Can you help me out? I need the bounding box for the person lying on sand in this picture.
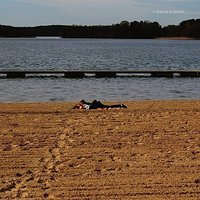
[73,100,127,110]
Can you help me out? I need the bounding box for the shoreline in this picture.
[0,37,199,40]
[0,99,199,103]
[155,37,196,40]
[0,99,199,111]
[1,100,199,199]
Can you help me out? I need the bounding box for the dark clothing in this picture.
[89,100,125,109]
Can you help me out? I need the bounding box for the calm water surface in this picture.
[0,38,199,102]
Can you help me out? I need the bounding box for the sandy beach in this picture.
[0,100,199,199]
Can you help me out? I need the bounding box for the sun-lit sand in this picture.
[0,100,200,199]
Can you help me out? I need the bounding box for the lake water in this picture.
[0,38,199,102]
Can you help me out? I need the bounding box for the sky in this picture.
[0,0,200,27]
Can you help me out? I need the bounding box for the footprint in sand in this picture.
[21,191,29,198]
[0,182,16,192]
[1,170,35,198]
[59,141,66,148]
[52,148,61,161]
[110,155,122,162]
[59,133,66,140]
[2,144,13,151]
[58,133,67,148]
[44,193,55,199]
[44,157,51,163]
[46,162,54,170]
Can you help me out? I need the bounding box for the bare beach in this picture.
[0,100,200,199]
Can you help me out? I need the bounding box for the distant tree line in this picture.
[0,19,199,38]
[162,19,200,38]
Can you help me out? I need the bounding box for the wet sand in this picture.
[0,100,200,199]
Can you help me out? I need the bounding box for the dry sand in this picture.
[0,100,199,199]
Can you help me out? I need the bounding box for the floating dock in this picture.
[0,70,199,78]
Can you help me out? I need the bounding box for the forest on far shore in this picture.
[0,19,200,39]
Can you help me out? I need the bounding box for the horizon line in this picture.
[1,18,199,28]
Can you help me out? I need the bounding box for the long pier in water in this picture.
[0,70,200,78]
